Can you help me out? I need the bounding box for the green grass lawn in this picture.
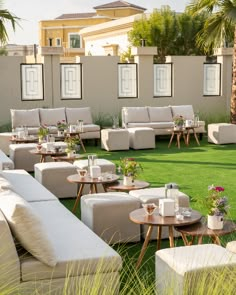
[60,135,236,294]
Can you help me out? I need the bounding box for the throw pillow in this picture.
[0,190,57,267]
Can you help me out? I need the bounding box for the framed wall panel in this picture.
[118,63,137,98]
[203,63,221,96]
[60,63,82,100]
[154,63,172,97]
[20,64,44,101]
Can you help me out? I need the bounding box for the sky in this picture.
[4,0,191,45]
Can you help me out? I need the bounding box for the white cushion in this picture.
[123,107,150,123]
[66,107,93,124]
[171,105,195,120]
[226,241,236,253]
[148,106,173,122]
[39,108,66,126]
[0,174,14,192]
[11,109,40,129]
[0,190,57,267]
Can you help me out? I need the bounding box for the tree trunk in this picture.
[230,25,236,124]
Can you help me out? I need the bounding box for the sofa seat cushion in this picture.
[149,122,174,129]
[11,109,40,129]
[171,105,195,120]
[82,124,100,132]
[123,107,150,123]
[0,173,14,191]
[66,107,93,124]
[21,201,122,281]
[1,170,58,202]
[127,122,154,128]
[39,108,66,126]
[26,127,40,135]
[0,190,57,267]
[148,106,173,122]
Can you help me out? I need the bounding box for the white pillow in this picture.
[39,108,66,126]
[11,109,40,129]
[66,107,93,124]
[171,105,195,120]
[0,190,57,267]
[226,241,236,254]
[148,106,173,122]
[0,175,14,192]
[123,107,149,123]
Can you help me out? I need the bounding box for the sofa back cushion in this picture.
[148,106,173,122]
[123,107,150,123]
[0,190,57,267]
[11,109,40,129]
[171,105,195,120]
[39,108,66,126]
[0,209,20,288]
[66,107,93,124]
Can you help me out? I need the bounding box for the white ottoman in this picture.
[34,162,77,198]
[81,192,141,244]
[73,158,116,174]
[0,149,14,170]
[129,187,190,240]
[155,244,236,294]
[101,128,129,151]
[9,143,39,171]
[0,132,14,155]
[208,123,236,144]
[128,127,155,149]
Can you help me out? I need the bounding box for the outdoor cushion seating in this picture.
[121,105,206,136]
[0,149,14,170]
[34,162,77,198]
[9,143,40,172]
[81,192,141,244]
[208,123,236,144]
[101,128,129,151]
[155,244,236,294]
[128,127,155,149]
[0,169,122,294]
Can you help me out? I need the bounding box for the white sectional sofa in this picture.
[121,105,206,136]
[0,169,122,294]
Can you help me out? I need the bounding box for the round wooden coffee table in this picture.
[106,179,150,192]
[30,148,67,163]
[67,174,120,214]
[175,218,236,246]
[129,208,202,268]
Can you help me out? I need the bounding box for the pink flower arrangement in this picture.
[205,185,229,216]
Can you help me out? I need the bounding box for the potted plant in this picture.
[65,136,80,157]
[57,120,68,136]
[119,157,143,186]
[173,115,185,129]
[205,185,229,230]
[38,125,49,143]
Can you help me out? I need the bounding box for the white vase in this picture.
[207,215,224,230]
[123,176,133,186]
[67,151,75,158]
[57,130,64,136]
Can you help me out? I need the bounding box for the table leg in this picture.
[177,133,181,149]
[94,184,98,193]
[181,233,189,246]
[168,132,175,148]
[102,184,108,192]
[136,225,153,269]
[212,235,221,245]
[182,133,187,146]
[40,155,45,163]
[79,136,86,153]
[169,226,175,247]
[186,130,190,146]
[72,183,84,213]
[193,129,200,146]
[157,226,162,250]
[197,235,203,244]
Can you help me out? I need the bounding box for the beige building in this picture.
[39,1,146,57]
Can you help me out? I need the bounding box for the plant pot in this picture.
[207,215,224,230]
[57,130,64,136]
[123,176,133,186]
[67,151,75,158]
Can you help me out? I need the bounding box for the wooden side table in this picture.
[185,126,200,146]
[168,129,187,149]
[106,179,150,192]
[175,219,236,246]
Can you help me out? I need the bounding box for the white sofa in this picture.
[0,169,122,294]
[121,105,206,136]
[0,107,101,154]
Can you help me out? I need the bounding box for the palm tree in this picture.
[0,0,19,45]
[187,0,236,123]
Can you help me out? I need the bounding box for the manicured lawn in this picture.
[60,135,236,294]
